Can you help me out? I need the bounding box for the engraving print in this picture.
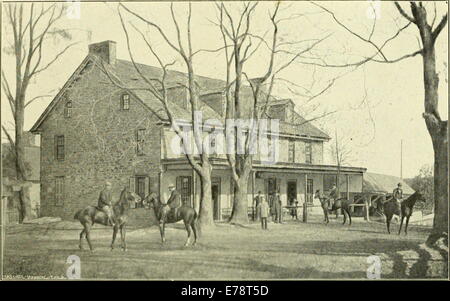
[1,1,448,280]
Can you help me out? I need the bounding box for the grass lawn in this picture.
[3,213,446,280]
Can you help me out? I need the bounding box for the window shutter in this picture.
[176,176,182,192]
[129,177,135,193]
[149,176,158,195]
[144,177,150,197]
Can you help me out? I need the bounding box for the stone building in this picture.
[31,40,366,220]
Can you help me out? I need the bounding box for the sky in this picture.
[1,1,448,178]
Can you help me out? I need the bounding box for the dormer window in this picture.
[64,101,72,118]
[121,94,130,110]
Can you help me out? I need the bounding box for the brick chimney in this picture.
[88,40,116,64]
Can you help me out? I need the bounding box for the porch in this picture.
[159,158,366,221]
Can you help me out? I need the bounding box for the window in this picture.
[121,94,130,110]
[176,176,192,206]
[55,135,64,161]
[136,129,145,155]
[55,176,65,206]
[64,101,72,118]
[288,140,295,162]
[305,141,312,164]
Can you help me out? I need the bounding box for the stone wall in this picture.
[38,59,162,219]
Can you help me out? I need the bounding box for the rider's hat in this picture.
[398,182,402,187]
[168,184,175,189]
[105,181,112,186]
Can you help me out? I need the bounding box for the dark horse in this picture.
[144,192,198,246]
[382,191,425,235]
[314,190,352,225]
[74,187,140,251]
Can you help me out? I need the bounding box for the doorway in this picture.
[287,181,297,204]
[212,177,221,221]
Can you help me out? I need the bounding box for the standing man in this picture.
[98,181,115,226]
[253,191,263,221]
[274,189,283,223]
[160,185,182,223]
[258,197,270,230]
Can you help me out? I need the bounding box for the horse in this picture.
[143,192,198,247]
[382,191,426,235]
[74,187,140,252]
[314,190,352,225]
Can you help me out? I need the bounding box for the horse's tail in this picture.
[74,209,82,220]
[193,210,202,237]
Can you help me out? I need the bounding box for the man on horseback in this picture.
[328,184,338,210]
[393,182,403,207]
[160,185,182,224]
[98,181,115,226]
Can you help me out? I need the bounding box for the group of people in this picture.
[253,190,284,230]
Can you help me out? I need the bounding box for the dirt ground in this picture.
[2,214,446,280]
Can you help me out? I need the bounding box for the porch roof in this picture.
[161,157,366,175]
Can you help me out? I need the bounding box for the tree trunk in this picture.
[229,173,250,224]
[420,36,448,245]
[14,103,32,222]
[197,168,214,228]
[426,123,448,245]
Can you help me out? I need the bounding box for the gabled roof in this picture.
[363,172,415,195]
[30,54,330,140]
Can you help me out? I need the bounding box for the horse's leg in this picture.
[158,224,165,244]
[79,228,85,250]
[85,223,94,251]
[342,209,347,225]
[183,220,191,247]
[160,222,166,244]
[398,216,404,235]
[342,207,352,226]
[110,225,119,250]
[191,220,197,246]
[386,215,392,234]
[405,216,411,235]
[120,225,127,251]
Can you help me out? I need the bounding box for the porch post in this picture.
[192,168,197,209]
[252,170,256,221]
[346,174,350,200]
[303,173,308,223]
[158,166,164,200]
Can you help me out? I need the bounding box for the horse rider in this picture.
[160,185,182,223]
[328,184,338,210]
[393,182,403,207]
[98,181,115,226]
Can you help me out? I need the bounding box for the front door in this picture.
[287,181,297,204]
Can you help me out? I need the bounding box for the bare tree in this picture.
[216,2,334,224]
[118,3,218,228]
[2,3,77,221]
[313,1,448,245]
[329,129,354,198]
